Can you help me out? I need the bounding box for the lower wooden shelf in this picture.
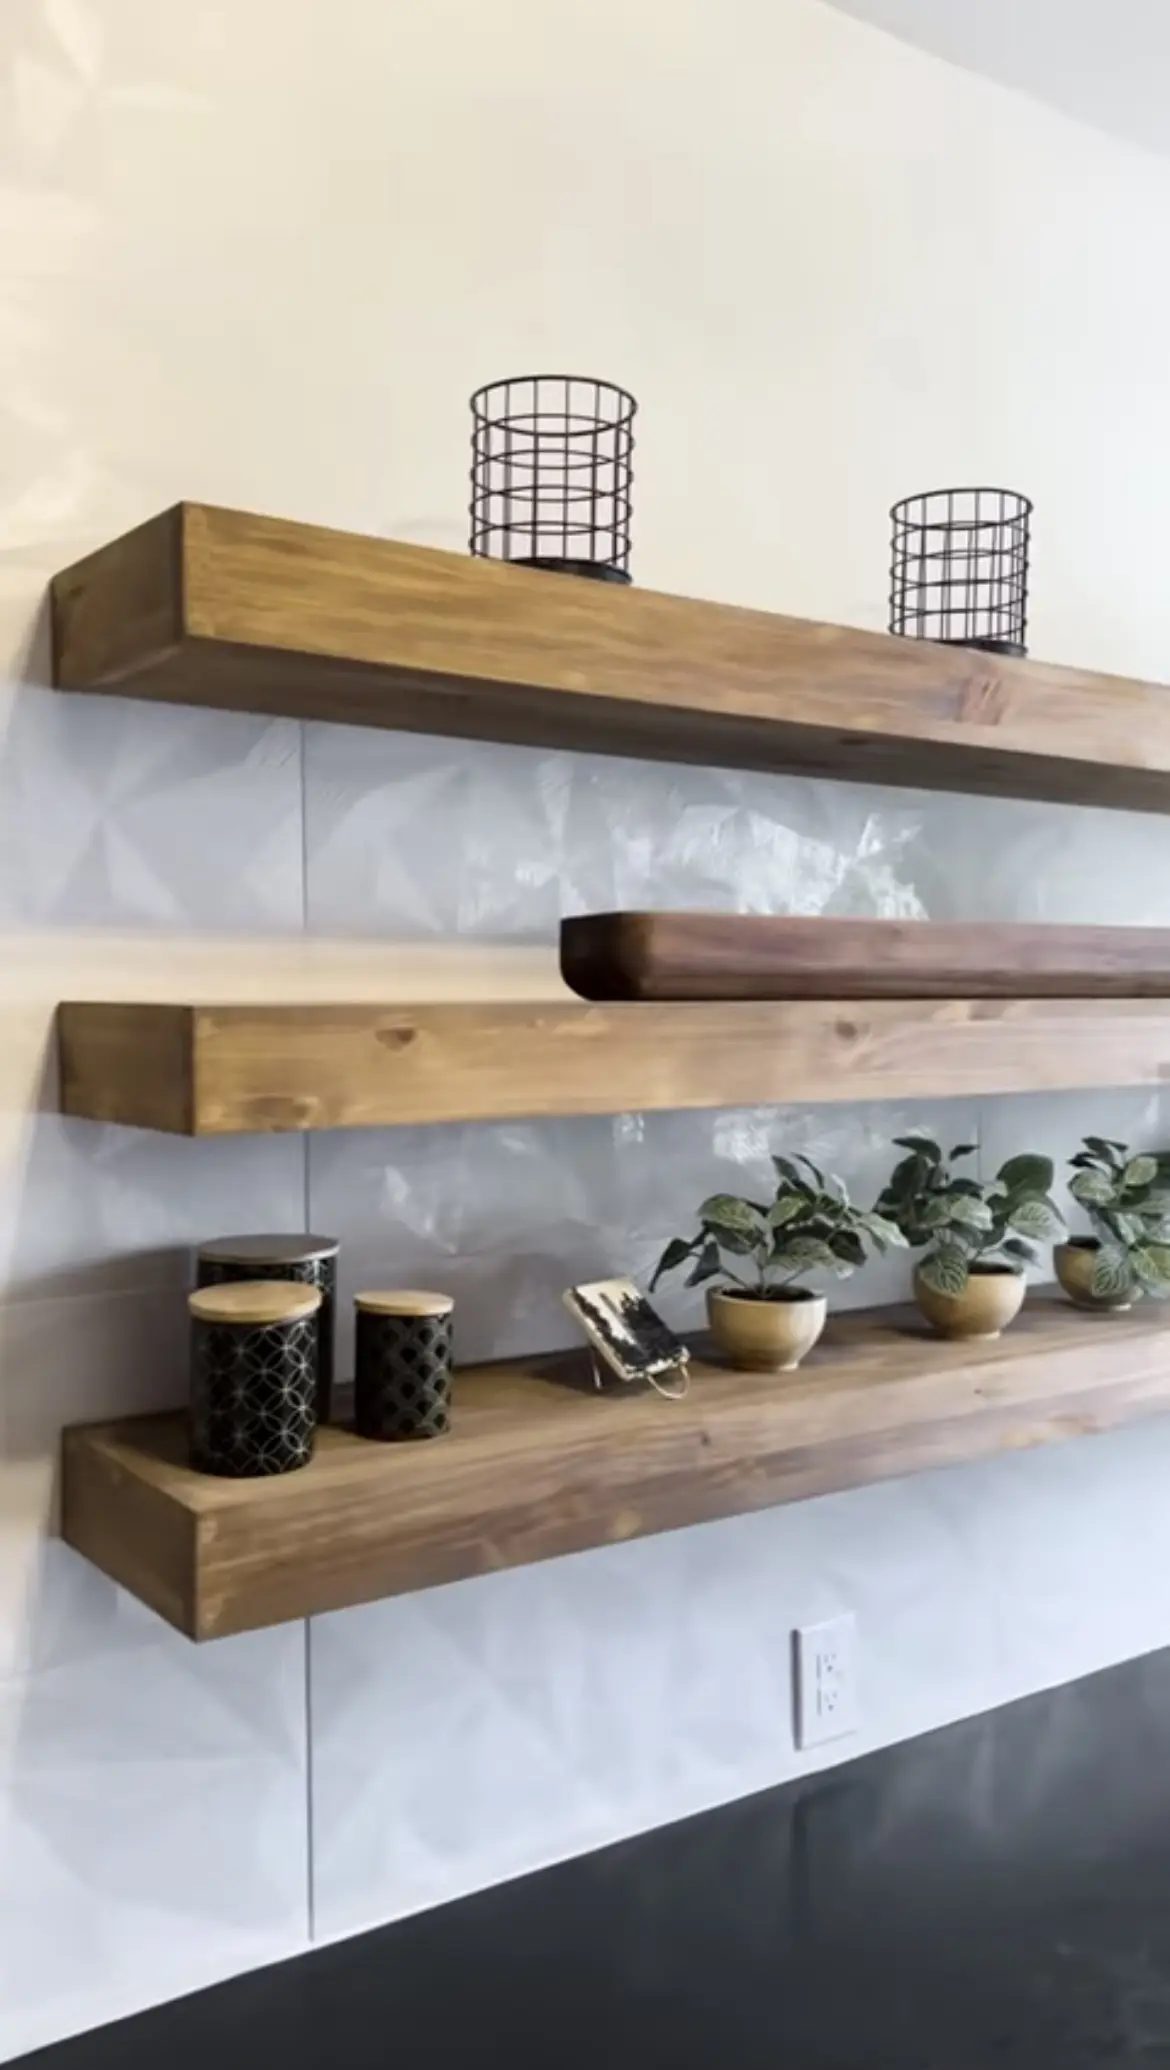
[61,1297,1170,1640]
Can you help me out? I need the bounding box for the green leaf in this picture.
[699,1195,769,1241]
[998,1153,1055,1198]
[1091,1246,1134,1302]
[793,1153,827,1191]
[920,1196,955,1230]
[771,1154,814,1196]
[918,1245,969,1298]
[1001,1237,1037,1265]
[774,1235,836,1275]
[948,1196,995,1232]
[948,1144,978,1160]
[1008,1195,1065,1242]
[650,1236,697,1289]
[1122,1155,1160,1193]
[709,1226,763,1257]
[1084,1137,1127,1163]
[862,1211,908,1249]
[829,1229,866,1269]
[685,1239,724,1289]
[768,1195,804,1229]
[1111,1211,1144,1246]
[1070,1169,1115,1207]
[1132,1244,1170,1296]
[886,1151,935,1194]
[893,1133,940,1159]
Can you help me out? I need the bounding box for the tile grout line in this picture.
[304,1614,316,1941]
[298,717,316,1943]
[299,717,312,1238]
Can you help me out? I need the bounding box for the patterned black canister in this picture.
[189,1280,321,1478]
[196,1234,339,1425]
[353,1290,454,1441]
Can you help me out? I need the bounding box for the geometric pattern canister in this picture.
[188,1280,322,1478]
[196,1234,339,1426]
[353,1290,454,1441]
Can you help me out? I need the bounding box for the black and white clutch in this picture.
[562,1277,689,1398]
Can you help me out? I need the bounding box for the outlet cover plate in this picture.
[793,1613,859,1750]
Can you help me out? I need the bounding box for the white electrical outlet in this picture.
[793,1613,859,1750]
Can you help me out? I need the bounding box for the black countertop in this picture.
[26,1646,1170,2068]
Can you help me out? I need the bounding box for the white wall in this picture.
[5,0,1170,2054]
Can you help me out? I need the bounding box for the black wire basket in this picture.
[470,375,637,583]
[889,487,1033,657]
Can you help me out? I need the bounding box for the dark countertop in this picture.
[27,1646,1170,2068]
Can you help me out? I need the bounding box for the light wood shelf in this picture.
[51,502,1170,813]
[56,996,1170,1135]
[61,1297,1170,1641]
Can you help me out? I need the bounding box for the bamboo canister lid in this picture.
[189,1280,323,1326]
[354,1289,454,1318]
[197,1233,340,1264]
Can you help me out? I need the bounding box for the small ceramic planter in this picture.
[1055,1238,1133,1313]
[707,1287,827,1372]
[913,1262,1025,1342]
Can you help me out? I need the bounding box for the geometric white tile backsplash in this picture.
[0,1615,307,2064]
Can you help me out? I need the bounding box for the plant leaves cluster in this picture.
[1068,1138,1170,1303]
[875,1133,1065,1300]
[650,1152,906,1300]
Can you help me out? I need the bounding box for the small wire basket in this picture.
[470,374,637,583]
[889,487,1033,657]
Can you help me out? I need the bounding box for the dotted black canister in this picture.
[354,1290,454,1441]
[197,1234,339,1425]
[189,1280,321,1478]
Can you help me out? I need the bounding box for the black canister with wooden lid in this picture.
[189,1280,321,1478]
[353,1289,454,1441]
[196,1234,339,1424]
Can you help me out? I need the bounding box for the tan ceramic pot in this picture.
[913,1263,1026,1342]
[707,1287,827,1372]
[1054,1239,1133,1312]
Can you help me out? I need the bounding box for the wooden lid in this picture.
[197,1233,339,1264]
[355,1289,454,1318]
[189,1280,323,1326]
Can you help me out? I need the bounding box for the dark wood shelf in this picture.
[51,502,1170,812]
[56,996,1170,1134]
[61,1298,1170,1640]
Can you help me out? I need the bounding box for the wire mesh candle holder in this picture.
[889,487,1033,657]
[470,374,637,583]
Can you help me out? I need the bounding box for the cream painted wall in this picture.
[6,0,1170,2055]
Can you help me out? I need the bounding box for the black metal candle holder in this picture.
[470,375,636,583]
[889,487,1033,657]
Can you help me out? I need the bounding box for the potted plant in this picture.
[650,1153,905,1372]
[1056,1138,1170,1310]
[876,1134,1065,1341]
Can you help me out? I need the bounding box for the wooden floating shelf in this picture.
[61,1298,1170,1641]
[51,502,1170,813]
[57,996,1170,1135]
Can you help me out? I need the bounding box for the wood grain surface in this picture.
[49,502,1170,812]
[60,1297,1170,1639]
[561,913,1170,1001]
[56,996,1170,1134]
